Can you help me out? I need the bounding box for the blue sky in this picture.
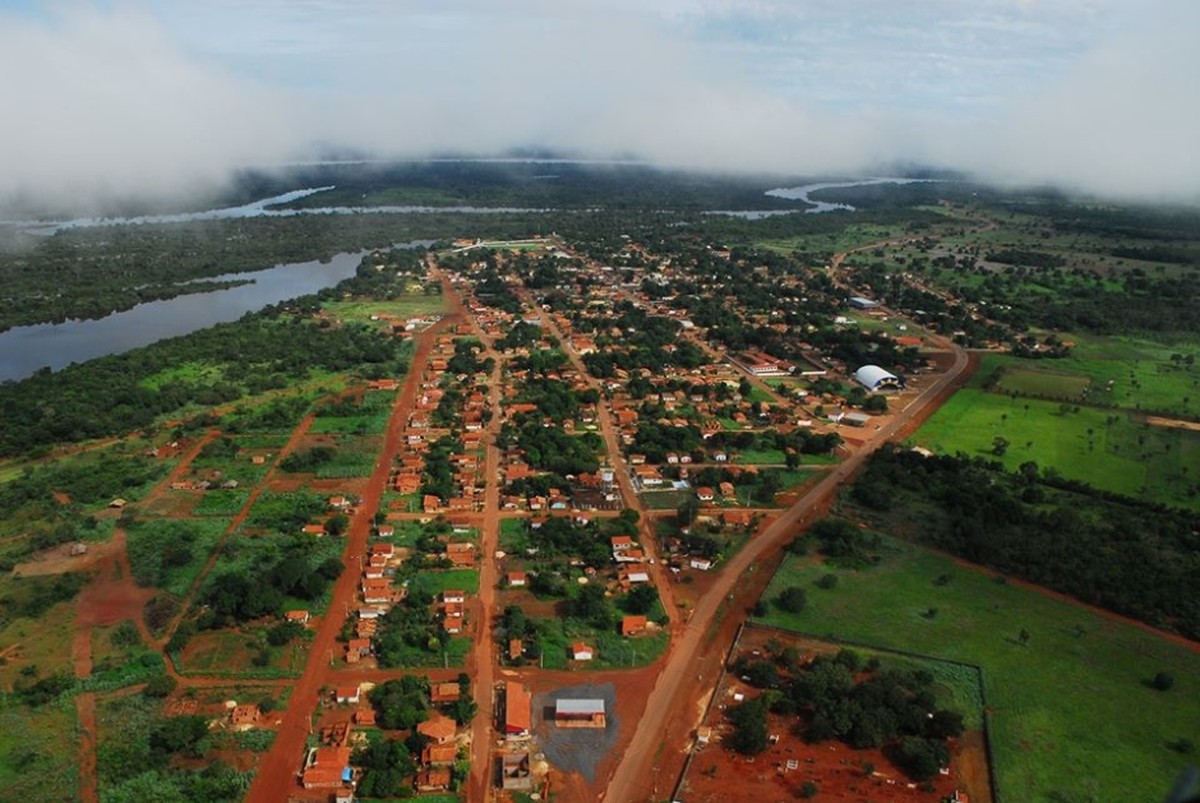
[0,1,1196,203]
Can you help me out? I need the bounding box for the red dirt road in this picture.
[245,303,457,803]
[600,341,972,803]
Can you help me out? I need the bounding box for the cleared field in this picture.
[755,543,1200,803]
[992,367,1090,398]
[323,295,445,325]
[913,388,1200,508]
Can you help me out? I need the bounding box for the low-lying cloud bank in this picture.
[1,2,1196,210]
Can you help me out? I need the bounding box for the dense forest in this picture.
[848,446,1200,639]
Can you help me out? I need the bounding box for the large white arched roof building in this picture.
[854,365,904,392]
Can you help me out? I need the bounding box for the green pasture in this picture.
[742,385,776,404]
[0,600,77,697]
[309,411,391,435]
[754,223,919,257]
[992,367,1090,398]
[0,701,78,801]
[913,389,1200,508]
[499,518,528,553]
[385,520,426,547]
[755,542,1200,803]
[323,295,445,325]
[137,360,223,391]
[976,338,1200,417]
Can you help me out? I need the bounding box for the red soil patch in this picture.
[75,572,155,628]
[681,680,962,803]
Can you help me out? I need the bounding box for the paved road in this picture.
[601,338,970,803]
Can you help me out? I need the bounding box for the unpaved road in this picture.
[601,339,971,803]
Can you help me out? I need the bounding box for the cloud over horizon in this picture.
[1,1,1197,208]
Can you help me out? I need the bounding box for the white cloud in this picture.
[1,1,1197,208]
[0,4,308,208]
[949,0,1200,201]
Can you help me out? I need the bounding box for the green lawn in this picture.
[499,518,528,553]
[410,569,480,595]
[743,385,776,404]
[309,410,392,435]
[755,542,1200,803]
[913,388,1200,508]
[386,520,426,547]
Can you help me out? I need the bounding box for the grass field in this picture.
[639,489,693,510]
[755,542,1200,803]
[537,620,668,670]
[323,295,446,325]
[125,516,230,597]
[0,700,79,800]
[977,338,1200,417]
[731,448,786,464]
[992,367,1090,398]
[913,388,1200,507]
[0,601,77,691]
[409,569,480,596]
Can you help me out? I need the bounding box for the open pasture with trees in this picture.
[847,448,1200,638]
[913,387,1200,507]
[755,537,1200,803]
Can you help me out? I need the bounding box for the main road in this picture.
[600,336,971,802]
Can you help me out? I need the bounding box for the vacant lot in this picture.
[755,542,1200,803]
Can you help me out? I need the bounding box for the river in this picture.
[0,250,368,383]
[764,177,933,213]
[4,187,545,236]
[0,176,925,382]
